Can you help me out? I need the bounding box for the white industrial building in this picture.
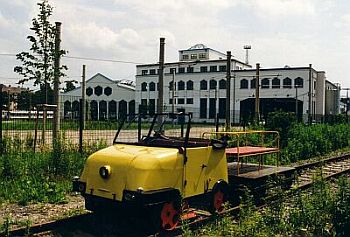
[60,73,135,120]
[136,44,340,123]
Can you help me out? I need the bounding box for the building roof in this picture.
[136,58,249,68]
[60,73,135,95]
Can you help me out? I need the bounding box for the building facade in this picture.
[135,44,251,122]
[60,73,135,120]
[136,44,338,123]
[325,81,341,115]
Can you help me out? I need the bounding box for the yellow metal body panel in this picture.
[184,147,228,197]
[80,144,183,201]
[80,143,228,202]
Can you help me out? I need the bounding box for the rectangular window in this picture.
[141,70,148,75]
[178,98,185,104]
[186,98,193,104]
[199,53,206,59]
[178,67,185,73]
[200,66,208,72]
[219,65,226,72]
[182,54,189,60]
[149,69,156,75]
[149,99,155,115]
[170,68,176,74]
[218,98,226,119]
[187,66,194,73]
[169,98,174,104]
[209,98,216,119]
[140,99,147,114]
[190,54,197,59]
[210,65,217,72]
[200,98,207,119]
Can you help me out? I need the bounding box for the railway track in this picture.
[293,152,350,189]
[4,152,350,237]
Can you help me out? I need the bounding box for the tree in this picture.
[14,0,67,104]
[64,81,77,93]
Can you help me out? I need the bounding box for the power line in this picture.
[0,53,16,57]
[63,55,145,65]
[0,53,146,65]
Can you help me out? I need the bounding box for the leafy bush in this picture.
[265,111,296,148]
[282,123,350,164]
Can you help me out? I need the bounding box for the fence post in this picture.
[0,85,3,155]
[79,99,83,154]
[215,113,219,133]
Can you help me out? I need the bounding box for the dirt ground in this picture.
[0,195,86,230]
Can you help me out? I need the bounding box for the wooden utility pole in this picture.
[53,22,62,142]
[308,64,312,124]
[0,84,3,154]
[157,38,165,116]
[255,63,260,123]
[226,51,231,131]
[81,65,86,128]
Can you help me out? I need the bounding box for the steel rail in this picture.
[5,152,350,236]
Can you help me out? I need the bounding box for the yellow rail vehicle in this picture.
[73,113,294,230]
[73,113,229,230]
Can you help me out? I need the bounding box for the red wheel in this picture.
[213,190,225,212]
[210,182,228,213]
[160,201,180,230]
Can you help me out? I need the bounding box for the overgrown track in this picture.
[5,153,350,237]
[293,152,350,189]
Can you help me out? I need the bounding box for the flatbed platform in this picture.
[228,162,295,180]
[226,146,279,157]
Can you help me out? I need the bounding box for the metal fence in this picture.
[1,95,349,155]
[0,100,220,155]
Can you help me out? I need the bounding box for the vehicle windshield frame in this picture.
[113,113,192,147]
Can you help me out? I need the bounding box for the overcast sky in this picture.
[0,0,349,93]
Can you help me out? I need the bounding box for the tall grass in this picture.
[282,123,350,164]
[0,135,106,205]
[193,175,350,237]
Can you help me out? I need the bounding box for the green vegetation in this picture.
[0,136,106,205]
[282,123,350,164]
[184,175,350,237]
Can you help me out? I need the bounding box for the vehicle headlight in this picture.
[99,165,111,179]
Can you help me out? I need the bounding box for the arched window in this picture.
[178,80,185,90]
[295,77,304,88]
[90,100,98,120]
[219,79,226,89]
[149,82,156,91]
[251,79,256,89]
[141,82,147,91]
[209,79,217,89]
[108,100,117,119]
[272,78,280,89]
[200,80,207,90]
[261,78,270,89]
[64,101,72,119]
[187,80,193,90]
[283,77,292,88]
[99,100,107,120]
[240,79,248,89]
[129,100,135,117]
[72,101,80,119]
[119,100,127,119]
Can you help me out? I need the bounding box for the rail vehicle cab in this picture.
[73,113,229,230]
